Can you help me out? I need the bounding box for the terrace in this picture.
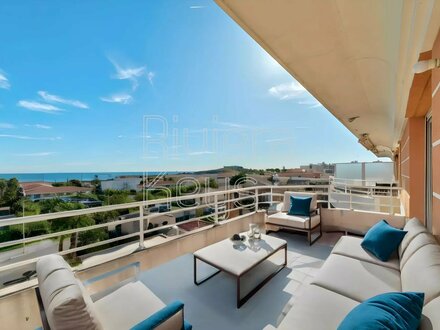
[1,0,440,329]
[0,182,404,328]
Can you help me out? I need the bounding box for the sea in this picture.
[0,172,180,183]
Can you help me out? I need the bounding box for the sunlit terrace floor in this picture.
[137,231,343,330]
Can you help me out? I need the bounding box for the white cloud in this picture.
[217,122,250,129]
[0,123,15,129]
[188,151,215,156]
[25,124,52,129]
[268,80,323,108]
[0,134,61,141]
[268,81,306,100]
[100,93,133,105]
[117,134,151,139]
[147,72,155,85]
[113,65,145,81]
[141,156,160,159]
[265,137,294,143]
[15,152,55,157]
[190,5,206,9]
[38,91,88,109]
[107,57,156,91]
[17,100,63,114]
[0,71,10,90]
[108,57,147,91]
[297,99,322,108]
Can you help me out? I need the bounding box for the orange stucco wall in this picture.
[399,118,425,223]
[399,28,440,240]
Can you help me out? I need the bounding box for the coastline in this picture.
[0,171,180,183]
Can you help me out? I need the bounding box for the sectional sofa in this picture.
[264,218,440,329]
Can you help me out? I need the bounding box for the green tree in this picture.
[91,175,102,194]
[230,173,247,186]
[0,179,7,201]
[2,178,21,207]
[10,221,50,238]
[49,202,94,258]
[68,179,82,187]
[107,192,130,205]
[78,228,108,247]
[208,178,218,189]
[12,198,40,216]
[93,211,119,224]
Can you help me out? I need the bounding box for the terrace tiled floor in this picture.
[138,231,343,330]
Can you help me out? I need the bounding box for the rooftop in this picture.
[20,182,91,196]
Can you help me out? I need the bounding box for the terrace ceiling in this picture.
[215,0,440,157]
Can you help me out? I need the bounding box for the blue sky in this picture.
[0,0,382,173]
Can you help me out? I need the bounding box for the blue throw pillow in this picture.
[361,220,407,261]
[338,292,424,330]
[288,196,312,216]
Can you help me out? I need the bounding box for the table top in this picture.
[194,233,287,276]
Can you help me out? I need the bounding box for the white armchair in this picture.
[266,191,322,245]
[35,254,191,330]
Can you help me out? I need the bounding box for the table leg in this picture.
[193,255,221,286]
[236,243,287,308]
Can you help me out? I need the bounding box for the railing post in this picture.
[270,187,273,204]
[214,194,219,224]
[388,185,393,215]
[327,185,331,209]
[255,188,259,211]
[349,192,353,210]
[138,204,145,249]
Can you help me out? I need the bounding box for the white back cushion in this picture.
[400,232,437,269]
[36,254,70,283]
[401,244,440,304]
[46,281,103,330]
[399,218,427,259]
[282,191,318,212]
[37,255,102,330]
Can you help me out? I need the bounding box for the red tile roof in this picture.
[20,182,91,195]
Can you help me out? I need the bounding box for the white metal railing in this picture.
[0,183,402,281]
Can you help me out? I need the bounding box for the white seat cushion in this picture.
[267,212,320,229]
[94,281,182,330]
[276,284,359,330]
[420,297,440,330]
[311,254,401,302]
[331,236,400,270]
[401,244,440,304]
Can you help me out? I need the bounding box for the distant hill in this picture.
[191,167,240,175]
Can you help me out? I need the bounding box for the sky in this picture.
[0,0,384,173]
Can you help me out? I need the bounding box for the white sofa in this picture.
[266,192,322,245]
[264,218,440,329]
[36,255,188,330]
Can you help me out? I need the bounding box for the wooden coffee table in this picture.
[193,233,287,308]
